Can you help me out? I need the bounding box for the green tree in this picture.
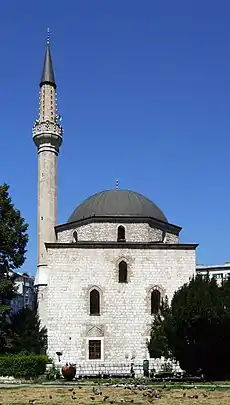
[148,297,172,359]
[0,183,28,271]
[8,307,47,354]
[166,275,230,379]
[0,271,17,352]
[0,183,29,352]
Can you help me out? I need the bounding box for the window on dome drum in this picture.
[119,261,128,283]
[151,289,161,315]
[90,289,100,315]
[89,340,101,359]
[73,231,78,242]
[117,226,126,242]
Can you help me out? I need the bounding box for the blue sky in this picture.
[0,0,230,274]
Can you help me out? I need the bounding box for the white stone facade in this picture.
[45,222,196,366]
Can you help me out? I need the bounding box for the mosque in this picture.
[33,38,197,368]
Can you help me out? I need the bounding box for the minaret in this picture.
[33,32,63,326]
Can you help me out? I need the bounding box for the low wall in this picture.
[148,358,182,374]
[55,357,182,377]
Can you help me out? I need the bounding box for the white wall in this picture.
[46,244,196,365]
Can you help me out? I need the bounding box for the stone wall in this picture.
[46,245,195,365]
[56,358,182,377]
[164,233,178,244]
[148,358,182,374]
[37,285,48,328]
[57,222,179,244]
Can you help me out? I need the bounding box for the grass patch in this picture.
[0,386,230,404]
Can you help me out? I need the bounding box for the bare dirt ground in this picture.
[0,386,230,405]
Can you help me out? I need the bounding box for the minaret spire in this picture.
[40,29,56,89]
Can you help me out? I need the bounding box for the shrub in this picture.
[45,364,61,380]
[0,354,48,378]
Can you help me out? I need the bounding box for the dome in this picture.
[68,189,167,223]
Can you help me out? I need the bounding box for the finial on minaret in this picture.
[47,28,50,44]
[115,179,119,190]
[40,29,56,89]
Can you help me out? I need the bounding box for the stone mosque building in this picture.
[33,38,197,371]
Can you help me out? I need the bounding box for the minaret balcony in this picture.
[33,120,63,149]
[33,120,63,137]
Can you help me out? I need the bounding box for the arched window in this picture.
[90,289,100,315]
[119,261,127,283]
[117,226,126,242]
[162,231,166,243]
[151,289,161,315]
[73,230,78,243]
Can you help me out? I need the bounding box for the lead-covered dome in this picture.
[68,189,167,223]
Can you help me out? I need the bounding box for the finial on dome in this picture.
[115,179,119,190]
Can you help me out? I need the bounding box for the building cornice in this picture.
[45,241,198,250]
[196,264,230,271]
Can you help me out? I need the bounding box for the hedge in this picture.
[0,355,48,378]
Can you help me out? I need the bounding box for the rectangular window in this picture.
[89,340,101,360]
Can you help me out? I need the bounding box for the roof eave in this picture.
[55,215,182,235]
